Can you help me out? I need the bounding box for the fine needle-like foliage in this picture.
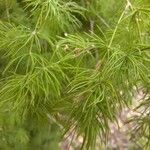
[0,0,150,149]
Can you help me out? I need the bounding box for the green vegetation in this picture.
[0,0,149,149]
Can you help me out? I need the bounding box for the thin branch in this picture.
[108,0,131,48]
[5,0,10,23]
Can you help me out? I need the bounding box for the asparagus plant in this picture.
[0,0,149,149]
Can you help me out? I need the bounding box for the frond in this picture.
[128,97,150,149]
[24,0,85,33]
[0,21,53,58]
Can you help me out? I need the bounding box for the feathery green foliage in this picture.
[0,0,150,149]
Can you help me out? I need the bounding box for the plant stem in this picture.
[108,0,131,48]
[5,0,10,23]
